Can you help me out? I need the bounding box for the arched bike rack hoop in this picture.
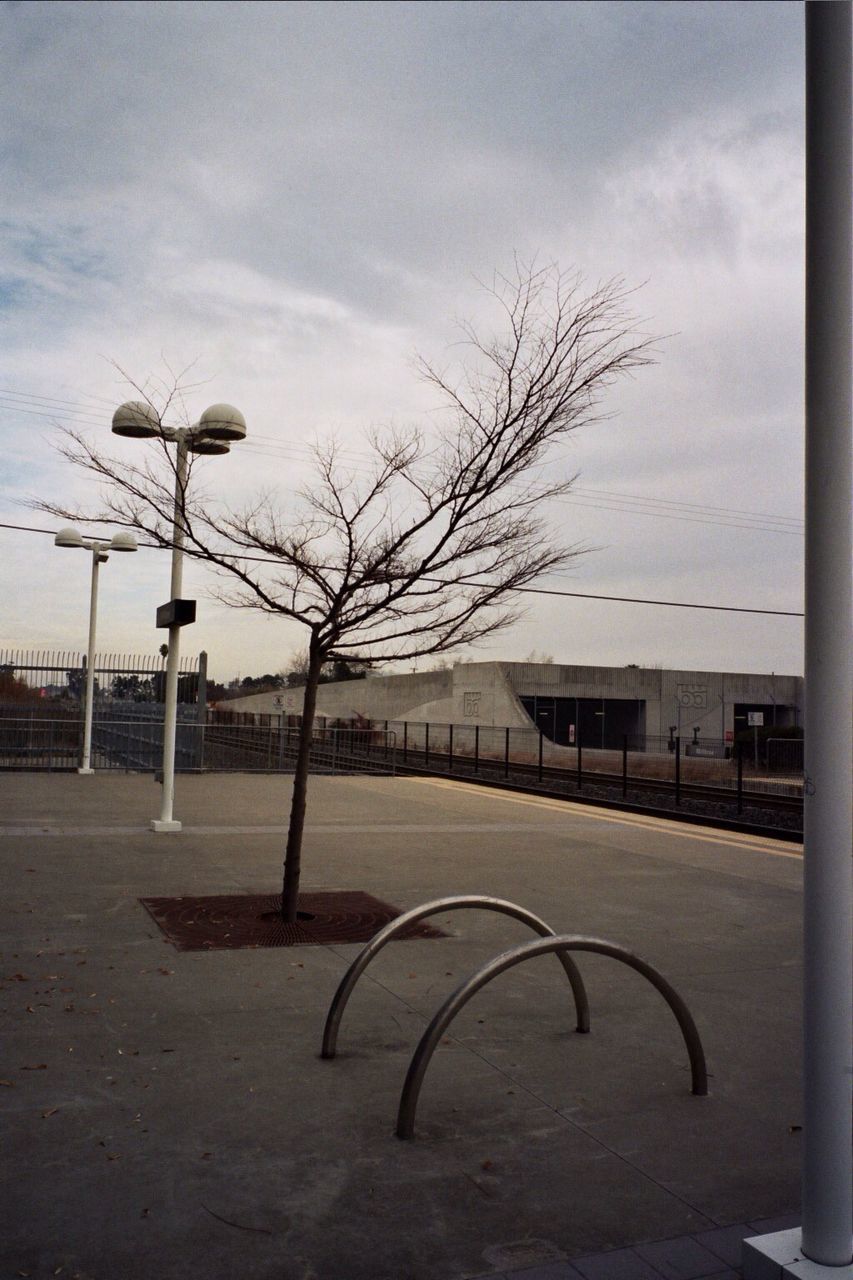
[396,933,708,1139]
[320,895,591,1060]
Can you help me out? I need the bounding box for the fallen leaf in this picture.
[481,1159,493,1171]
[0,1080,14,1087]
[157,968,174,976]
[201,1152,212,1160]
[25,1005,35,1014]
[20,1064,47,1071]
[140,1208,150,1219]
[106,1153,120,1160]
[9,974,29,982]
[41,1107,59,1118]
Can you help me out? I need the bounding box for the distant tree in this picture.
[0,666,39,703]
[324,659,367,683]
[39,262,655,920]
[524,649,555,664]
[151,671,198,704]
[110,674,155,702]
[66,668,99,701]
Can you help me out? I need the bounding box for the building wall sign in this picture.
[463,691,481,717]
[676,683,708,709]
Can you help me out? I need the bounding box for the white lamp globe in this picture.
[54,526,85,548]
[109,532,138,553]
[198,403,246,442]
[112,401,161,439]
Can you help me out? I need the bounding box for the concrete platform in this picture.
[0,771,804,1279]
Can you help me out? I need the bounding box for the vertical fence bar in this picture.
[448,723,454,773]
[384,720,388,761]
[538,730,544,782]
[403,722,408,764]
[424,722,430,769]
[504,726,510,778]
[737,743,744,815]
[474,724,479,775]
[675,736,681,806]
[622,734,628,799]
[577,737,582,790]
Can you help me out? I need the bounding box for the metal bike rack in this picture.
[396,933,708,1139]
[320,895,591,1060]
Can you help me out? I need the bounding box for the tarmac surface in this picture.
[0,771,805,1280]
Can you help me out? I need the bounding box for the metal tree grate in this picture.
[140,890,446,950]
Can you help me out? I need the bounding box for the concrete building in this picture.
[218,660,803,749]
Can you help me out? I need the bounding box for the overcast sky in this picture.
[1,0,806,683]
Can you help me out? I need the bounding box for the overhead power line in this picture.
[0,519,804,617]
[3,385,804,537]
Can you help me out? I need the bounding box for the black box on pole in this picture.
[156,599,197,628]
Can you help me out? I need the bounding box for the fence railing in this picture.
[0,648,200,705]
[0,704,801,825]
[0,716,395,777]
[372,719,804,806]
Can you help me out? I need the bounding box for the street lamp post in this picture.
[54,527,138,773]
[111,400,246,832]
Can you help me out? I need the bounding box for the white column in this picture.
[78,547,100,774]
[743,5,851,1275]
[152,434,188,833]
[801,0,852,1265]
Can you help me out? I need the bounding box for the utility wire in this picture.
[2,386,805,534]
[0,519,804,617]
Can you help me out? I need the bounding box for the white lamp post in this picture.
[111,400,246,832]
[54,526,138,773]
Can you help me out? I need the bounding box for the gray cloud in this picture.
[0,1,806,677]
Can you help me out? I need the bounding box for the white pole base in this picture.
[743,1229,853,1278]
[77,767,95,776]
[150,819,182,833]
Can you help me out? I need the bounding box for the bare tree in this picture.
[37,263,655,921]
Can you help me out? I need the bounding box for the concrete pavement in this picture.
[0,771,804,1279]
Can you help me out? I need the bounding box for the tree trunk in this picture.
[281,640,324,922]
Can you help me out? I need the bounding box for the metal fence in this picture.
[0,692,801,821]
[375,719,804,806]
[0,648,202,707]
[0,714,395,777]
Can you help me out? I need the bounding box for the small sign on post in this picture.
[156,599,197,629]
[747,711,764,769]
